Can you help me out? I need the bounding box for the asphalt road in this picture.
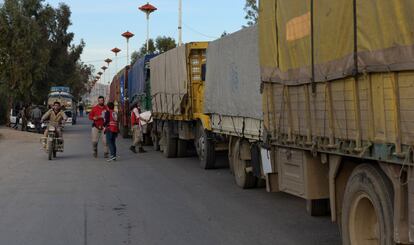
[0,118,341,245]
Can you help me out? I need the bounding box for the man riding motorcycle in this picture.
[41,101,67,140]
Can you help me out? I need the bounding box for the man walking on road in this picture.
[31,105,42,133]
[78,103,84,118]
[129,104,147,153]
[89,96,109,158]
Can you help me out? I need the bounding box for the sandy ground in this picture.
[0,126,41,142]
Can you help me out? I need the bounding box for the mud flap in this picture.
[250,144,262,178]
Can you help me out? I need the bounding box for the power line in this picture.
[82,55,129,64]
[183,22,218,40]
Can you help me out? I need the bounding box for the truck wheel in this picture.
[162,125,177,158]
[232,139,256,189]
[341,164,394,245]
[177,139,188,157]
[196,129,216,169]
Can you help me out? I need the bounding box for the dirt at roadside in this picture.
[0,127,41,142]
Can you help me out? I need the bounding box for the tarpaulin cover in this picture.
[259,0,414,84]
[128,54,156,105]
[150,45,188,115]
[204,26,262,120]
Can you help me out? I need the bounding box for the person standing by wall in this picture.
[89,96,109,158]
[30,105,43,133]
[129,104,147,153]
[78,103,84,118]
[20,106,28,131]
[104,102,118,162]
[12,105,21,129]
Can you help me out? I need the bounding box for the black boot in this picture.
[130,146,137,153]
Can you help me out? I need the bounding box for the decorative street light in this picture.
[111,47,121,72]
[122,31,134,65]
[101,66,108,84]
[105,58,112,84]
[139,2,157,53]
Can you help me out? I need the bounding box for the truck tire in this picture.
[177,139,188,157]
[306,199,330,217]
[341,164,394,245]
[232,139,257,189]
[162,125,177,158]
[228,137,235,174]
[196,128,216,169]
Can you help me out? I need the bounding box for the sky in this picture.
[42,0,248,80]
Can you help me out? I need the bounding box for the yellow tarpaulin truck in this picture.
[259,0,414,244]
[151,42,218,168]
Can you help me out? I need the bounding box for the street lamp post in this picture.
[139,2,157,53]
[122,31,134,65]
[101,66,107,86]
[111,47,121,73]
[105,58,112,84]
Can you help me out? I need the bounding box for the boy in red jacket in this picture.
[89,96,109,158]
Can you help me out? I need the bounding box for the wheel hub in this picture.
[349,194,380,245]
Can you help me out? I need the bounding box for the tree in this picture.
[131,39,156,64]
[0,0,50,122]
[155,36,176,54]
[244,0,258,27]
[131,36,177,65]
[0,0,92,123]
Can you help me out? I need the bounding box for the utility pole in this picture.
[178,0,182,46]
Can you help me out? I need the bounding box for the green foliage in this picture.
[155,36,176,54]
[0,0,92,123]
[244,0,258,27]
[131,36,177,64]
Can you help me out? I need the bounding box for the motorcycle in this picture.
[41,124,64,160]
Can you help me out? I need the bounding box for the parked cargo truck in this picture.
[259,0,414,244]
[109,67,129,138]
[151,42,219,167]
[128,54,157,143]
[204,26,264,188]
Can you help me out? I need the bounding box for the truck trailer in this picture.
[204,26,264,188]
[109,67,129,138]
[259,0,414,244]
[128,54,157,143]
[150,42,218,167]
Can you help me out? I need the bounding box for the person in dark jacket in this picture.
[104,102,119,162]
